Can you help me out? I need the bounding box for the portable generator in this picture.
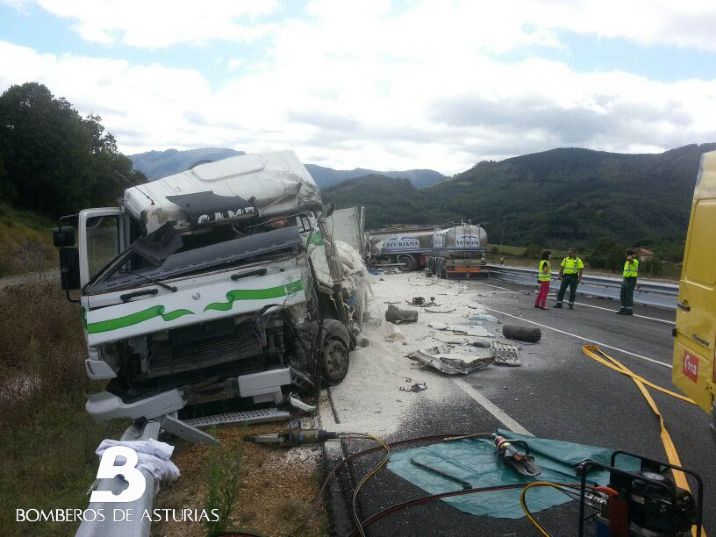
[576,451,703,537]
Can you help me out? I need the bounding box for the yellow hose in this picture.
[582,345,705,537]
[519,481,560,536]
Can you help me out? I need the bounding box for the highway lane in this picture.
[326,277,714,536]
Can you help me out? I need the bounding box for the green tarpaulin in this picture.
[387,429,639,519]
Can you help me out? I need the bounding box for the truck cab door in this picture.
[78,208,126,288]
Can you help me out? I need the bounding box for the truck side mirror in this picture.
[53,226,75,247]
[59,247,81,290]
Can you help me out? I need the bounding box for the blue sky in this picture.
[1,0,716,174]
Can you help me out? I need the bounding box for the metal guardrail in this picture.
[486,264,679,310]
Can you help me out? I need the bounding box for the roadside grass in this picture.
[0,282,127,537]
[0,282,327,537]
[0,203,56,276]
[152,423,327,537]
[205,434,245,537]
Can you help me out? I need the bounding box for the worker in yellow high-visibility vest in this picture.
[534,250,552,309]
[617,249,639,315]
[554,248,584,309]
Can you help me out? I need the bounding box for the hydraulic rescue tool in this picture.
[494,434,542,477]
[244,418,339,447]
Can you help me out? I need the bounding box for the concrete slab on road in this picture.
[321,274,714,536]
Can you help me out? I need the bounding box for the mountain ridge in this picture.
[321,143,716,248]
[128,148,446,188]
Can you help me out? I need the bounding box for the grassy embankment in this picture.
[0,203,56,276]
[0,283,127,537]
[0,280,327,537]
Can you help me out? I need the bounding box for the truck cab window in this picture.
[87,215,120,279]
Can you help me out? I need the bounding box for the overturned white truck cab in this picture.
[53,151,367,442]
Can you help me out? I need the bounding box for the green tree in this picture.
[587,238,625,270]
[0,82,144,218]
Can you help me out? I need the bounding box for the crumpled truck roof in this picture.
[124,150,322,233]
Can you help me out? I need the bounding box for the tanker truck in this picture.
[366,223,488,278]
[51,150,369,444]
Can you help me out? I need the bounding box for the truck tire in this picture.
[321,337,350,385]
[398,254,417,272]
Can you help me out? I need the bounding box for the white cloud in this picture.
[10,0,716,53]
[2,1,716,173]
[27,0,278,48]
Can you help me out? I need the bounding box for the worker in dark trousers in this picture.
[617,250,639,315]
[554,248,584,309]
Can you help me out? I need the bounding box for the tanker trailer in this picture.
[428,223,488,279]
[365,225,435,271]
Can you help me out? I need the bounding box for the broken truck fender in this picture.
[321,318,354,350]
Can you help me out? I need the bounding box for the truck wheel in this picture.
[398,254,417,272]
[321,337,350,385]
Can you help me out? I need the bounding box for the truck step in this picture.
[184,407,290,428]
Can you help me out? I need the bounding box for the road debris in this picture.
[490,341,521,366]
[425,308,456,313]
[407,296,440,307]
[502,325,542,343]
[428,322,493,337]
[470,338,492,348]
[385,324,406,342]
[385,304,419,324]
[408,345,494,375]
[399,381,428,392]
[467,313,498,322]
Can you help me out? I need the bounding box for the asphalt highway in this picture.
[326,278,714,537]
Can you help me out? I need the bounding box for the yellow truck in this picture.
[673,149,716,440]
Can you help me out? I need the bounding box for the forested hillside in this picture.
[0,82,143,274]
[323,144,716,250]
[0,82,143,218]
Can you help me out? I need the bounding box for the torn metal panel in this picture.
[428,322,493,337]
[124,151,322,233]
[166,191,257,226]
[409,345,494,375]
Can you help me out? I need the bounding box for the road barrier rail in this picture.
[486,264,679,310]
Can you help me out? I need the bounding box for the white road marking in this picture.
[546,292,675,326]
[482,306,673,369]
[451,377,533,436]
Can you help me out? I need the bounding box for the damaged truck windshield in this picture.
[85,222,306,294]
